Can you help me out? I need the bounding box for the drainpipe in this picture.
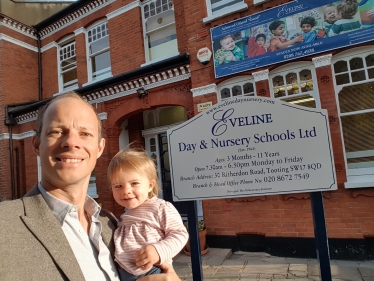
[15,146,20,199]
[4,108,16,200]
[37,32,42,101]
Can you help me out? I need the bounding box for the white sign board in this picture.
[167,97,337,201]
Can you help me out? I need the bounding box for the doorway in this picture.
[143,129,203,219]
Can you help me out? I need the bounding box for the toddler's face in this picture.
[220,37,235,51]
[256,37,266,46]
[325,6,337,23]
[111,170,154,210]
[301,23,312,33]
[272,24,285,36]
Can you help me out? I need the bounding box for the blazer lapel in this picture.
[21,193,85,281]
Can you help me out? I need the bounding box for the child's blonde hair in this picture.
[108,148,159,198]
[337,0,358,19]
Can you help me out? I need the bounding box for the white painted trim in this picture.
[312,54,332,68]
[203,2,248,24]
[191,84,217,97]
[74,27,85,35]
[39,0,116,39]
[253,0,271,6]
[0,33,38,52]
[106,1,139,19]
[252,69,269,82]
[98,112,108,120]
[14,65,190,124]
[0,131,36,140]
[142,122,184,136]
[87,72,191,104]
[0,19,36,39]
[41,41,58,52]
[345,181,374,188]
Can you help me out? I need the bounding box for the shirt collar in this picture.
[38,183,101,226]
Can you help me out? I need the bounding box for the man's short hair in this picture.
[35,91,102,140]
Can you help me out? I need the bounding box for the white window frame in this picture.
[140,0,179,65]
[203,0,248,23]
[269,62,321,109]
[57,35,78,92]
[85,19,112,84]
[331,46,374,188]
[217,75,257,101]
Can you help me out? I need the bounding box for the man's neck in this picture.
[41,178,90,230]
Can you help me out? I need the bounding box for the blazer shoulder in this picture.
[0,199,24,217]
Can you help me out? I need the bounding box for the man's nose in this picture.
[61,131,81,149]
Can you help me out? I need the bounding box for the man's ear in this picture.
[97,138,106,158]
[32,135,40,156]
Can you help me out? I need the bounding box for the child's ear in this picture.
[149,180,155,192]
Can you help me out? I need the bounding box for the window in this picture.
[141,0,178,63]
[143,106,186,129]
[58,38,77,91]
[332,47,374,188]
[203,0,247,23]
[209,0,243,15]
[86,21,112,82]
[218,76,256,101]
[270,63,320,109]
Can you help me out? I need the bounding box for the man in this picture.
[0,92,180,280]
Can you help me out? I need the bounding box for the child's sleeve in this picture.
[152,201,189,265]
[247,36,259,58]
[233,46,244,61]
[329,24,341,36]
[268,37,280,52]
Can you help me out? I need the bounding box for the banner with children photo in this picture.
[211,0,374,78]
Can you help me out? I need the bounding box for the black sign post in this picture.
[311,191,332,281]
[186,200,203,281]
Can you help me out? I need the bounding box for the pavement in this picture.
[173,248,374,281]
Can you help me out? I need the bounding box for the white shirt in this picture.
[38,183,120,281]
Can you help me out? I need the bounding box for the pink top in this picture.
[114,197,189,276]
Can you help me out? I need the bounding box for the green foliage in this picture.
[183,220,205,232]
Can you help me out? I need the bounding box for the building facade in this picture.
[1,0,373,259]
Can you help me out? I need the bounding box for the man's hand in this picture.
[135,245,160,271]
[137,263,181,281]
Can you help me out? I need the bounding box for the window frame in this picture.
[217,76,257,102]
[85,19,112,83]
[203,0,248,23]
[331,46,374,188]
[57,35,78,92]
[140,0,179,65]
[269,62,321,109]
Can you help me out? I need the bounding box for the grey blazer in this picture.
[0,185,116,281]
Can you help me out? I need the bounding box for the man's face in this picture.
[32,97,105,190]
[301,23,312,33]
[221,37,235,51]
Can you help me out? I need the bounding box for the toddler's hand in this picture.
[293,35,304,43]
[135,245,160,271]
[225,52,235,61]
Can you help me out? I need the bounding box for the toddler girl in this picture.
[108,148,188,281]
[268,20,304,52]
[247,32,268,58]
